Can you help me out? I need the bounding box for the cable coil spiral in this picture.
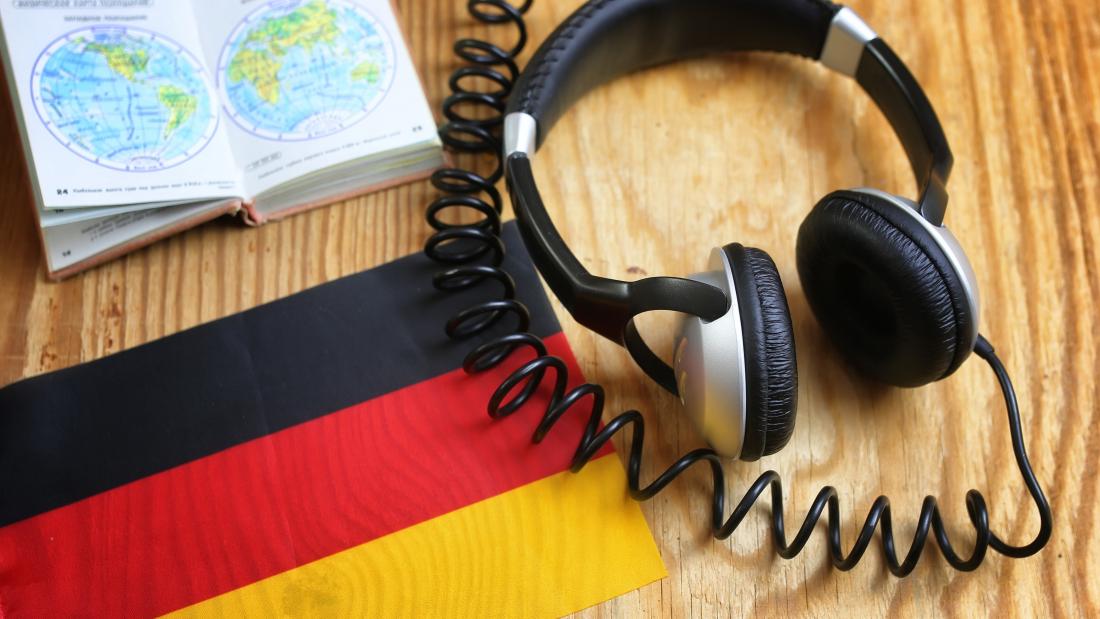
[424,0,1051,577]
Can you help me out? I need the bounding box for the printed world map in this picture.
[32,27,218,172]
[219,0,395,140]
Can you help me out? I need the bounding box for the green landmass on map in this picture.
[227,0,342,104]
[82,37,199,139]
[85,40,148,80]
[228,49,283,104]
[158,85,197,138]
[351,60,380,83]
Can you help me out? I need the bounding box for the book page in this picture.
[43,198,239,274]
[39,198,208,228]
[191,0,439,197]
[0,1,244,209]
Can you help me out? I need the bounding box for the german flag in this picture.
[0,223,665,617]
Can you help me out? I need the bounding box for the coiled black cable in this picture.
[424,0,1052,577]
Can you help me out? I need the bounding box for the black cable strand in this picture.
[424,0,1052,576]
[425,1,530,341]
[471,334,1051,576]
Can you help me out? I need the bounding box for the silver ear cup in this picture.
[672,248,748,458]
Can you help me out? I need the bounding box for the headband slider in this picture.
[504,112,538,158]
[820,7,878,76]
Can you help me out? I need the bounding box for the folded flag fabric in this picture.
[0,222,665,617]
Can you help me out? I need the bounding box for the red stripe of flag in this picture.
[0,332,609,618]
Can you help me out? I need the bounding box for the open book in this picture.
[0,0,443,278]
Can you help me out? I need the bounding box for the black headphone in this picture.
[502,0,981,461]
[420,0,1052,574]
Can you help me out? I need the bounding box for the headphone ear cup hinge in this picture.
[623,319,678,394]
[561,273,732,395]
[617,274,734,394]
[918,173,950,226]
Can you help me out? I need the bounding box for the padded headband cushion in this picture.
[725,244,798,460]
[796,190,973,386]
[510,0,839,142]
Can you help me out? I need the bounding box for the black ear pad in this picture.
[796,190,974,387]
[724,244,798,461]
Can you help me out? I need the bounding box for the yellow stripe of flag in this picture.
[164,455,666,618]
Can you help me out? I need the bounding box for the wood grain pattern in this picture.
[0,0,1095,616]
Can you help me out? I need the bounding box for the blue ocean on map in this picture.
[220,0,394,140]
[33,27,217,172]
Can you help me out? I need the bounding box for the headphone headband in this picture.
[508,1,952,206]
[503,0,955,388]
[512,0,837,135]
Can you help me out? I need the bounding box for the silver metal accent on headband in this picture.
[855,188,982,352]
[504,112,538,158]
[820,7,878,77]
[673,249,747,459]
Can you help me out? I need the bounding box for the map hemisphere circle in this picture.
[217,0,397,141]
[31,25,219,173]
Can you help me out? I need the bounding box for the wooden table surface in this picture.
[1,1,1095,616]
